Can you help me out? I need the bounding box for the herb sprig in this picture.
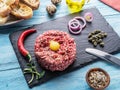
[24,63,45,84]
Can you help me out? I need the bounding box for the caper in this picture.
[93,42,97,47]
[97,34,100,38]
[102,33,106,38]
[92,39,95,43]
[88,38,92,42]
[91,32,95,35]
[92,36,97,39]
[100,42,104,47]
[94,30,101,34]
[103,33,107,37]
[88,30,107,47]
[98,39,102,43]
[88,33,92,38]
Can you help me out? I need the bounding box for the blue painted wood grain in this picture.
[0,0,120,90]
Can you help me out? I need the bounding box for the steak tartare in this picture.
[34,30,76,71]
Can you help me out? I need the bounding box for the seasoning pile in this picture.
[88,30,107,47]
[86,68,110,90]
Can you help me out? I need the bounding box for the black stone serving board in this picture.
[9,7,120,88]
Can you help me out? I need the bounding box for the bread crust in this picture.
[0,15,9,25]
[4,0,16,6]
[0,0,11,17]
[21,0,40,10]
[10,2,33,19]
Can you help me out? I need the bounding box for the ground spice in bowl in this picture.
[86,68,110,90]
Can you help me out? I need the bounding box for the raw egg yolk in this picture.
[49,40,60,51]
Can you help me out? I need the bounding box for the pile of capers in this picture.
[88,30,107,47]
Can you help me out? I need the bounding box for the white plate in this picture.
[0,15,24,26]
[0,19,23,26]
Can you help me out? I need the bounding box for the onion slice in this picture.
[68,19,81,31]
[68,23,82,34]
[84,12,93,22]
[74,16,86,29]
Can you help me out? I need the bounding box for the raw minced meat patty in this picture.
[34,30,76,71]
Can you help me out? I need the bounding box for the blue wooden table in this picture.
[0,0,120,90]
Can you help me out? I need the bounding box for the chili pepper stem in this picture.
[26,53,32,62]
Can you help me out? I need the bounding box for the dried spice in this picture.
[88,30,107,47]
[86,68,110,90]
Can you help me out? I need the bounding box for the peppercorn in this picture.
[86,68,110,90]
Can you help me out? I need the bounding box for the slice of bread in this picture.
[4,0,16,6]
[0,0,11,17]
[21,0,40,10]
[14,0,19,5]
[10,2,33,19]
[0,15,9,25]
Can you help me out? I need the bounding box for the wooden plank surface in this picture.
[0,0,120,90]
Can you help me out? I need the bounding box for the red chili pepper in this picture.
[17,29,36,62]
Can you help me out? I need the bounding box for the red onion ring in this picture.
[68,23,82,34]
[74,16,86,29]
[68,19,81,31]
[84,12,93,22]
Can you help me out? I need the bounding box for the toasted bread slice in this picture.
[0,0,11,17]
[21,0,40,10]
[4,0,16,6]
[4,0,19,6]
[10,2,33,19]
[0,15,9,25]
[14,0,19,5]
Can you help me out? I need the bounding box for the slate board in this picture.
[9,7,120,88]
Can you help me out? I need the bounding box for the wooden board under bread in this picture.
[9,7,120,88]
